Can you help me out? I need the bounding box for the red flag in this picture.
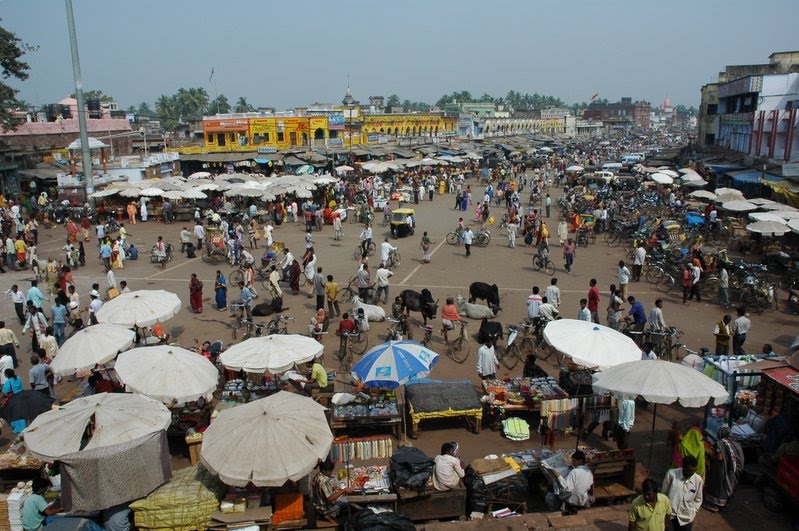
[590,93,599,101]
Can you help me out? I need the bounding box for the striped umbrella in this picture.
[351,340,439,388]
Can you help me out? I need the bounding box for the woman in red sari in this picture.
[189,273,203,313]
[65,219,79,243]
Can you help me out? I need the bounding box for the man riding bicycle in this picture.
[440,297,462,345]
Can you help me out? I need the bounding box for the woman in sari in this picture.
[214,270,227,311]
[111,239,124,269]
[703,425,744,512]
[59,265,75,294]
[420,232,432,264]
[45,258,59,294]
[65,219,79,244]
[674,425,706,480]
[288,259,301,295]
[189,273,203,313]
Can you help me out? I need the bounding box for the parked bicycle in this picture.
[385,249,401,270]
[494,324,527,370]
[386,316,412,341]
[446,320,470,363]
[266,315,293,335]
[419,324,433,348]
[340,277,377,304]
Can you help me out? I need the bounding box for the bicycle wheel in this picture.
[448,336,470,363]
[532,256,542,271]
[367,241,376,256]
[739,287,756,308]
[577,233,587,247]
[445,232,459,245]
[229,269,244,286]
[231,320,239,339]
[353,247,363,261]
[476,233,490,247]
[360,287,377,304]
[519,338,535,358]
[389,252,401,269]
[532,338,552,361]
[340,287,356,303]
[700,276,719,299]
[669,344,687,363]
[348,332,369,356]
[606,233,620,247]
[645,266,663,284]
[656,274,675,293]
[500,344,521,370]
[544,260,555,276]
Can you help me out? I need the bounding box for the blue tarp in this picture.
[728,170,783,184]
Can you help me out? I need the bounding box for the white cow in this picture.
[351,295,386,325]
[455,294,495,319]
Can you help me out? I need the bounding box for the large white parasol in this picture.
[746,220,790,236]
[114,346,219,403]
[23,393,171,461]
[219,334,323,374]
[50,324,136,376]
[721,200,757,212]
[96,290,182,328]
[543,319,641,370]
[748,212,788,224]
[651,173,674,185]
[200,392,333,487]
[688,190,717,201]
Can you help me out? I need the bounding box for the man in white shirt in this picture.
[526,286,543,320]
[380,238,397,265]
[88,290,103,325]
[476,341,499,380]
[633,244,646,282]
[576,298,591,321]
[648,298,667,333]
[374,263,393,305]
[732,306,751,355]
[359,224,372,254]
[546,451,594,514]
[432,442,465,491]
[179,227,191,253]
[538,296,559,323]
[193,222,206,248]
[462,227,473,257]
[544,278,561,309]
[641,342,657,361]
[661,455,703,530]
[280,248,295,278]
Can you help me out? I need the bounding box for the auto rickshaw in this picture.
[390,208,415,239]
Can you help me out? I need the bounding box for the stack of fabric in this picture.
[0,494,10,531]
[502,417,530,441]
[6,492,25,531]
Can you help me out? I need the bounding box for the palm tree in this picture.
[208,94,231,114]
[234,97,253,113]
[176,87,209,119]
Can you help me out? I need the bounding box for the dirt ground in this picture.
[4,176,797,529]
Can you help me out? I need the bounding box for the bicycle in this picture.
[739,282,777,314]
[530,318,565,364]
[445,320,470,363]
[239,319,266,340]
[340,277,377,304]
[646,326,684,362]
[494,324,527,370]
[419,324,433,348]
[445,229,463,245]
[386,316,412,341]
[575,226,595,247]
[266,315,294,335]
[532,253,556,275]
[230,303,248,340]
[475,228,491,247]
[337,325,369,369]
[385,249,401,270]
[353,240,376,260]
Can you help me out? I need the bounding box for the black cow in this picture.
[477,317,503,346]
[400,289,438,325]
[469,282,501,314]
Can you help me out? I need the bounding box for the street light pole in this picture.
[65,0,94,203]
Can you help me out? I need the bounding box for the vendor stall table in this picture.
[396,486,467,522]
[0,451,43,491]
[330,389,403,439]
[481,377,569,412]
[405,380,482,438]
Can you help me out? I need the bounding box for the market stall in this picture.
[405,380,483,438]
[330,389,403,439]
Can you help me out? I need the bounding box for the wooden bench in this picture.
[591,455,636,504]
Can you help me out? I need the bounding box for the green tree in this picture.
[136,101,155,117]
[208,94,231,114]
[0,22,31,130]
[233,96,253,113]
[175,87,209,119]
[385,94,401,109]
[155,94,178,130]
[70,89,114,103]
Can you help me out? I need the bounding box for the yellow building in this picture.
[186,112,457,154]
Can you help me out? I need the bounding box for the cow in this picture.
[476,317,503,346]
[400,289,438,325]
[455,294,494,319]
[469,282,501,314]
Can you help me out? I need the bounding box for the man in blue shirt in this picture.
[626,296,647,332]
[50,301,69,346]
[26,280,48,310]
[99,242,113,270]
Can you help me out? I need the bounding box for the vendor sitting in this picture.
[313,457,352,523]
[432,442,465,491]
[292,361,329,396]
[144,322,170,345]
[22,478,61,531]
[545,450,594,515]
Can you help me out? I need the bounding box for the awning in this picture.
[727,170,783,184]
[708,164,749,173]
[179,152,259,163]
[18,166,63,181]
[762,366,799,395]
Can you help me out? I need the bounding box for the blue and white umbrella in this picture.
[351,340,439,388]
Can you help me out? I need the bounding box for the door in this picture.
[290,132,298,146]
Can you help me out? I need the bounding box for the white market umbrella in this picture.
[760,202,799,212]
[789,219,799,235]
[335,165,354,173]
[688,190,717,201]
[748,212,788,224]
[679,172,705,182]
[746,220,790,236]
[715,187,744,198]
[566,165,584,172]
[50,324,136,377]
[293,187,313,198]
[90,189,121,199]
[659,169,679,178]
[227,186,264,197]
[193,183,219,192]
[23,393,171,461]
[651,173,674,185]
[67,137,108,150]
[200,392,333,487]
[188,171,211,179]
[139,187,165,197]
[115,346,219,403]
[543,319,641,370]
[721,200,757,212]
[118,188,141,198]
[96,290,182,328]
[219,334,323,374]
[313,174,338,185]
[681,178,708,188]
[747,198,776,206]
[678,168,698,174]
[592,359,728,470]
[592,360,728,408]
[640,167,660,174]
[180,189,207,200]
[161,190,185,200]
[778,211,799,220]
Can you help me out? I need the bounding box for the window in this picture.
[277,132,284,142]
[706,104,717,115]
[206,134,213,143]
[263,132,269,142]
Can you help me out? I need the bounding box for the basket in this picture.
[272,492,303,525]
[777,456,799,498]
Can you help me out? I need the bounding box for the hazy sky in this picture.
[3,0,798,111]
